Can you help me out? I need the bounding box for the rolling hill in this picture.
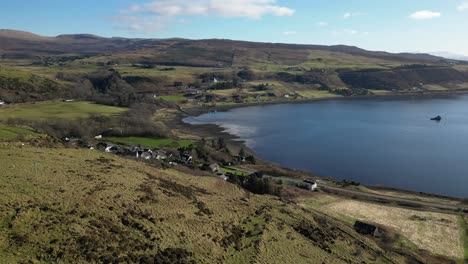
[0,29,452,65]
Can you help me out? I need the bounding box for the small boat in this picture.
[430,115,442,121]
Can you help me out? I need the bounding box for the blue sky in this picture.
[1,0,468,55]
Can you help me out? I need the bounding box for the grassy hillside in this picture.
[1,30,468,107]
[0,125,40,140]
[0,67,64,103]
[0,142,443,263]
[0,101,126,120]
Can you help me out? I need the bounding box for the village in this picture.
[61,134,320,193]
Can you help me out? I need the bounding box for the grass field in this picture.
[301,194,464,259]
[296,90,342,99]
[0,143,413,263]
[158,95,187,103]
[0,101,127,120]
[106,136,193,148]
[220,167,248,176]
[0,125,40,140]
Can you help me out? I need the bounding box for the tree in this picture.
[238,148,245,158]
[246,155,256,164]
[217,138,226,150]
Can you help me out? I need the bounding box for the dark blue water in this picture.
[184,96,468,197]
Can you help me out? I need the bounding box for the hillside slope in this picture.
[0,29,450,65]
[0,142,437,263]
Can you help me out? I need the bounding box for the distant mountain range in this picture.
[0,29,456,66]
[430,52,468,62]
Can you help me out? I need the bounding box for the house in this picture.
[213,78,218,83]
[154,150,168,160]
[0,100,5,106]
[179,154,193,164]
[209,163,220,172]
[140,150,153,160]
[218,173,229,181]
[105,146,113,153]
[133,147,154,160]
[303,179,318,191]
[105,145,119,153]
[94,135,103,139]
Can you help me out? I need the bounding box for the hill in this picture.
[0,29,452,64]
[0,142,455,263]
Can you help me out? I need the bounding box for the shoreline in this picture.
[172,90,468,200]
[180,89,468,116]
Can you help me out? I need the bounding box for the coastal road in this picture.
[227,166,467,213]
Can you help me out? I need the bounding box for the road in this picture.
[227,166,467,213]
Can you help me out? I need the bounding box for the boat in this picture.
[430,115,442,121]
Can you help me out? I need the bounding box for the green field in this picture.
[158,95,187,103]
[0,101,127,120]
[0,125,40,140]
[106,136,193,148]
[220,167,248,176]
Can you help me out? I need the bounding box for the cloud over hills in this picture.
[114,0,295,33]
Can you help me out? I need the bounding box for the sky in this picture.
[1,0,468,55]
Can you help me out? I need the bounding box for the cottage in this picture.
[94,135,103,139]
[218,174,229,181]
[0,100,5,106]
[180,154,193,164]
[303,179,318,191]
[154,150,168,160]
[105,146,113,153]
[140,151,153,160]
[105,145,119,153]
[209,163,220,172]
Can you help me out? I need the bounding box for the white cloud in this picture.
[344,29,358,35]
[331,29,369,37]
[282,31,297,35]
[343,12,365,19]
[316,21,328,27]
[115,0,295,33]
[458,2,468,11]
[143,0,294,19]
[409,10,441,20]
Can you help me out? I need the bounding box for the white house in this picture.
[310,182,318,191]
[209,163,220,172]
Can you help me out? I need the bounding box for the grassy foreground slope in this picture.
[1,142,423,263]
